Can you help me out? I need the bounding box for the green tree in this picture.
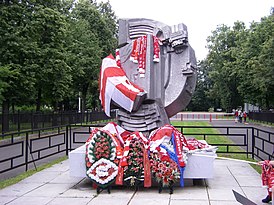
[206,22,246,112]
[0,1,37,112]
[238,15,274,110]
[188,60,213,111]
[67,0,118,111]
[66,17,102,111]
[30,3,71,111]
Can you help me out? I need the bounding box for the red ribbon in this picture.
[143,147,151,187]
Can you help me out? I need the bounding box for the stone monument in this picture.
[115,18,197,133]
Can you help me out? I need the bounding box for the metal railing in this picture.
[249,111,274,124]
[0,110,116,134]
[0,123,273,180]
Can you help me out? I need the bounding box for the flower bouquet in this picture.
[149,125,188,193]
[150,152,180,193]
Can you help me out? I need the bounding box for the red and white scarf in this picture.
[99,54,145,116]
[130,35,160,77]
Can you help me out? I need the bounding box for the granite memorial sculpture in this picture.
[101,18,197,134]
[80,18,217,194]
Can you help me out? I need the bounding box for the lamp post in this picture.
[78,92,81,113]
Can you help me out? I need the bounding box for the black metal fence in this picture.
[0,124,273,180]
[249,111,274,124]
[0,110,116,134]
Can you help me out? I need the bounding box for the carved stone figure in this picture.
[114,18,197,134]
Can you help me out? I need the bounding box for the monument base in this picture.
[69,144,216,179]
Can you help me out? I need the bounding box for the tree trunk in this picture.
[2,100,10,133]
[82,84,89,112]
[36,88,42,112]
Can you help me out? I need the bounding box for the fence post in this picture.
[17,110,20,132]
[251,127,255,159]
[25,132,29,172]
[66,125,69,156]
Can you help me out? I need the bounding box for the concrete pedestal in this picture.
[69,144,216,179]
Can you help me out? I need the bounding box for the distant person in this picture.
[235,110,239,123]
[243,111,247,124]
[238,110,243,123]
[258,160,274,203]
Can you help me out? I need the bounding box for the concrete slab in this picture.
[210,200,239,205]
[45,160,69,172]
[234,175,263,187]
[47,197,92,205]
[0,182,44,197]
[241,186,267,205]
[61,188,96,198]
[5,196,53,205]
[130,188,170,205]
[207,176,239,189]
[171,186,208,200]
[207,187,243,201]
[0,196,17,205]
[227,163,259,177]
[23,183,72,197]
[87,188,134,205]
[18,170,62,184]
[49,172,83,184]
[0,158,269,205]
[170,199,209,205]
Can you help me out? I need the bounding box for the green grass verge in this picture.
[0,156,68,190]
[171,120,261,173]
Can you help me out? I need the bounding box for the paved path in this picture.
[0,159,269,205]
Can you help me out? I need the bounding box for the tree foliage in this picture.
[1,1,272,113]
[0,0,117,112]
[191,14,274,111]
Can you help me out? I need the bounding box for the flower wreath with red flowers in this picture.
[123,137,145,186]
[85,129,119,188]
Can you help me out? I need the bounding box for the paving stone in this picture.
[6,196,52,205]
[61,188,96,198]
[234,175,263,187]
[18,171,62,184]
[0,183,44,197]
[241,186,267,205]
[207,187,243,201]
[23,183,72,197]
[49,172,83,184]
[86,189,134,205]
[0,196,17,205]
[45,160,69,172]
[47,197,91,205]
[210,200,240,205]
[0,156,268,205]
[170,199,209,205]
[227,164,259,177]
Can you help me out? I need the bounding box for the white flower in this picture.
[87,158,118,185]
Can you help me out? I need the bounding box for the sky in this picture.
[101,0,273,61]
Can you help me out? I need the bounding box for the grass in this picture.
[0,156,68,189]
[171,120,262,173]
